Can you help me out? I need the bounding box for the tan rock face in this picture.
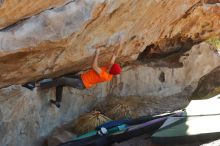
[192,66,220,99]
[0,0,219,88]
[109,43,220,97]
[0,42,219,146]
[0,84,98,146]
[0,1,220,146]
[0,0,69,29]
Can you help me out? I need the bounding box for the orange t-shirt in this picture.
[81,66,113,89]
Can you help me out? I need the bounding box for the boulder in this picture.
[47,129,75,146]
[1,42,220,146]
[0,0,220,146]
[0,0,219,88]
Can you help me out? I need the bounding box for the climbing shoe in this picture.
[49,99,61,108]
[22,82,36,90]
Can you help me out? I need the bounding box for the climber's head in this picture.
[109,63,122,75]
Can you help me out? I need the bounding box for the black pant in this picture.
[39,75,85,102]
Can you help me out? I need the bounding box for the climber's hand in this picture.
[95,48,100,55]
[114,36,126,56]
[93,43,105,48]
[119,34,127,44]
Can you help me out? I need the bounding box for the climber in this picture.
[22,40,123,108]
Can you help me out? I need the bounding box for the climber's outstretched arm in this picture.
[110,41,123,64]
[107,39,124,71]
[92,49,102,74]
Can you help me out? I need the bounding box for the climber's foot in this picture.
[49,99,61,108]
[22,82,36,91]
[35,81,40,87]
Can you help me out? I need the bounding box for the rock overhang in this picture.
[0,0,219,88]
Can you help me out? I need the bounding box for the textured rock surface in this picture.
[0,0,70,29]
[0,85,97,146]
[110,43,220,97]
[1,42,220,146]
[192,66,220,99]
[47,129,74,146]
[0,0,220,146]
[0,0,219,88]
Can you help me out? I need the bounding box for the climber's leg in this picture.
[36,76,84,108]
[38,78,58,89]
[22,78,54,90]
[59,76,85,90]
[49,77,85,108]
[38,77,85,89]
[50,86,63,108]
[56,86,63,102]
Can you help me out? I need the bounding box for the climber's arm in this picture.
[109,52,117,65]
[92,49,102,75]
[107,52,117,72]
[107,40,123,71]
[110,42,122,64]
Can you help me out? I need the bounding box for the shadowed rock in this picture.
[0,0,219,88]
